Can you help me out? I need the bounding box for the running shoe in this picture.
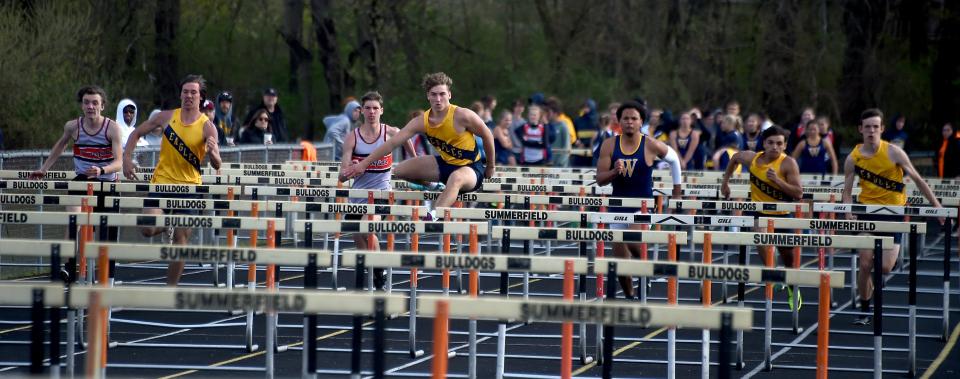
[408,182,445,191]
[852,315,872,325]
[786,285,802,311]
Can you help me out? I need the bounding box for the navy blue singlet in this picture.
[611,135,653,213]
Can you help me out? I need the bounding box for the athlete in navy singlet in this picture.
[596,101,684,299]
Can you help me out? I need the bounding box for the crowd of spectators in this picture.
[52,84,957,179]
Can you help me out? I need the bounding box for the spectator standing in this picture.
[937,123,960,178]
[480,95,497,128]
[817,116,841,152]
[508,99,527,162]
[243,88,289,143]
[115,98,142,149]
[213,91,235,146]
[544,97,570,167]
[201,100,215,123]
[493,110,517,166]
[670,111,704,170]
[712,114,744,172]
[791,119,839,175]
[883,115,909,151]
[240,109,273,145]
[743,113,763,152]
[514,105,554,165]
[788,107,816,151]
[322,100,361,161]
[591,113,615,166]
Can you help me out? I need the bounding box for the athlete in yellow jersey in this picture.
[721,126,804,309]
[342,72,496,220]
[841,108,941,325]
[123,75,222,285]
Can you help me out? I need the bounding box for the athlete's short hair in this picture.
[616,101,648,123]
[421,72,453,92]
[761,125,789,143]
[861,108,883,122]
[179,74,207,100]
[76,86,107,104]
[360,91,383,106]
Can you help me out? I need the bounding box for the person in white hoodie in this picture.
[115,98,146,148]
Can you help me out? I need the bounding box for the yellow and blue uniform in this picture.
[852,141,906,243]
[423,105,485,191]
[749,152,791,215]
[151,109,207,214]
[852,141,906,206]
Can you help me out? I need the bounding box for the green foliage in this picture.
[0,0,954,152]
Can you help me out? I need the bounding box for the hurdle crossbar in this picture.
[418,295,752,330]
[669,199,809,213]
[0,194,95,206]
[0,210,284,230]
[337,250,844,288]
[493,226,686,244]
[693,231,894,249]
[295,220,488,235]
[757,217,927,234]
[813,203,958,218]
[0,239,75,258]
[249,186,653,207]
[86,242,331,266]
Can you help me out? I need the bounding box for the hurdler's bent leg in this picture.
[166,228,193,286]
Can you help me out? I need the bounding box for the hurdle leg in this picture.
[668,235,677,379]
[763,242,774,371]
[266,312,275,379]
[943,218,952,341]
[374,298,386,379]
[351,257,366,379]
[736,244,746,370]
[67,308,77,377]
[872,239,883,379]
[496,229,510,379]
[602,263,617,378]
[523,239,531,299]
[909,228,918,377]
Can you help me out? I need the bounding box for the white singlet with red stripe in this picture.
[350,124,392,202]
[72,117,117,181]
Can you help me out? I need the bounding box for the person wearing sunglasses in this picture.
[239,108,273,145]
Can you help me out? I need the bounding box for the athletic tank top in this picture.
[152,109,208,185]
[422,105,479,166]
[493,128,511,165]
[852,141,906,205]
[610,135,653,213]
[798,140,828,174]
[749,152,791,215]
[676,130,704,170]
[72,117,118,181]
[350,124,392,193]
[521,123,549,163]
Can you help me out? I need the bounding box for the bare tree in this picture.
[154,0,180,108]
[311,0,352,113]
[282,0,316,138]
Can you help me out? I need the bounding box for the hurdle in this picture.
[295,219,487,361]
[692,230,894,376]
[0,210,285,358]
[0,276,754,379]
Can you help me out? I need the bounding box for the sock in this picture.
[860,299,870,313]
